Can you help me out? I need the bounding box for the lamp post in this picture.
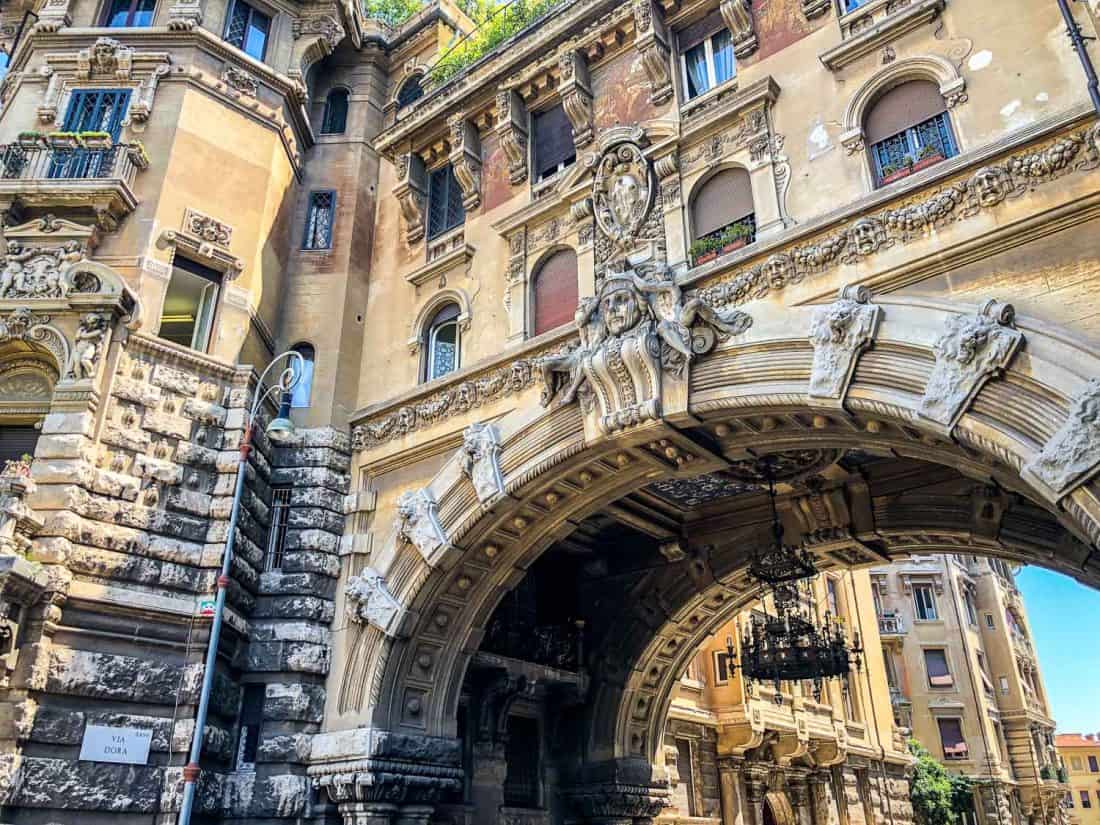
[177,350,304,825]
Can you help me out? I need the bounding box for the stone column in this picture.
[787,768,814,825]
[339,802,399,825]
[809,770,839,825]
[718,756,748,825]
[744,764,771,825]
[470,740,508,819]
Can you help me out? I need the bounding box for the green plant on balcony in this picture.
[363,0,423,27]
[919,144,941,160]
[127,140,150,169]
[17,131,44,147]
[46,131,81,149]
[1039,764,1053,780]
[2,454,33,478]
[77,131,113,149]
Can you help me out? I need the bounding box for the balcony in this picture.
[822,0,947,70]
[0,139,147,231]
[878,613,906,637]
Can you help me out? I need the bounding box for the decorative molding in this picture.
[495,90,529,185]
[344,567,403,636]
[394,152,428,244]
[558,50,594,150]
[632,0,673,106]
[822,0,946,72]
[590,132,654,253]
[460,422,505,504]
[918,299,1022,434]
[67,311,109,380]
[449,115,482,212]
[0,308,71,377]
[405,242,477,288]
[157,229,244,279]
[166,0,203,30]
[1022,379,1100,500]
[395,489,451,567]
[720,0,758,59]
[182,208,233,248]
[801,0,832,18]
[808,285,881,403]
[221,63,259,98]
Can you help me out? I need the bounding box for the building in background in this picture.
[1059,734,1100,825]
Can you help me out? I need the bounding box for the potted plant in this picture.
[2,454,33,478]
[879,162,911,184]
[79,131,113,150]
[912,143,946,172]
[127,140,150,169]
[690,237,718,266]
[719,223,752,255]
[47,131,80,150]
[17,131,44,148]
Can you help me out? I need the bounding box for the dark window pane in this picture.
[321,89,348,134]
[0,427,39,466]
[303,191,335,249]
[226,1,269,60]
[427,165,464,239]
[533,105,575,181]
[225,0,251,49]
[236,684,265,769]
[503,716,540,807]
[264,486,291,570]
[397,77,423,108]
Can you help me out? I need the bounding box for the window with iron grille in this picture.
[871,112,957,186]
[303,191,335,250]
[235,683,265,770]
[427,164,464,240]
[397,76,424,108]
[103,0,155,26]
[224,0,271,61]
[321,88,348,134]
[46,89,131,180]
[264,486,291,571]
[502,715,540,808]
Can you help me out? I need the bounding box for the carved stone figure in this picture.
[344,567,403,635]
[918,299,1023,432]
[0,241,83,300]
[592,138,653,251]
[1022,378,1100,499]
[808,285,882,401]
[460,422,505,504]
[0,475,42,556]
[395,488,450,566]
[69,312,108,380]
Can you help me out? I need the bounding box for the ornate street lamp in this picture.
[177,350,304,825]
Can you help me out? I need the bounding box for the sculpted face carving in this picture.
[602,283,642,336]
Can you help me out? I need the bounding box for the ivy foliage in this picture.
[363,0,423,27]
[909,739,974,825]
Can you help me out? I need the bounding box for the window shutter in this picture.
[322,90,348,134]
[446,165,465,230]
[691,168,754,238]
[865,80,946,144]
[534,105,576,179]
[0,426,39,465]
[680,9,726,50]
[532,249,578,335]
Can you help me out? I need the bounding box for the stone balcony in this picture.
[0,140,148,231]
[878,612,906,638]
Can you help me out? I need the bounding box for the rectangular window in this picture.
[502,715,540,808]
[1067,792,1075,808]
[924,648,953,688]
[713,650,733,683]
[937,718,967,760]
[679,15,735,101]
[1071,756,1083,771]
[532,104,576,182]
[985,613,995,629]
[303,190,335,250]
[103,0,156,26]
[998,675,1009,695]
[48,89,131,180]
[235,683,265,770]
[675,739,697,816]
[842,0,872,12]
[964,591,978,625]
[0,426,39,467]
[1090,755,1099,773]
[826,577,840,617]
[871,112,957,186]
[1082,791,1092,809]
[913,584,938,621]
[159,257,221,352]
[224,0,271,61]
[427,164,465,239]
[264,486,291,571]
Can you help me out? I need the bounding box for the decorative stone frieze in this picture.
[918,299,1022,433]
[632,0,673,106]
[558,50,594,150]
[460,422,505,504]
[448,116,483,212]
[157,227,244,279]
[344,567,403,635]
[0,240,87,301]
[394,152,428,244]
[720,0,758,58]
[1022,379,1100,500]
[0,310,70,378]
[395,489,451,566]
[222,63,260,97]
[591,134,654,253]
[801,0,832,18]
[808,285,881,403]
[496,90,529,185]
[0,476,43,557]
[182,208,233,248]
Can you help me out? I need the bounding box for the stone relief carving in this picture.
[1022,379,1100,499]
[78,38,132,79]
[344,567,403,635]
[0,241,85,300]
[68,312,109,381]
[720,0,759,58]
[808,285,882,401]
[0,476,42,557]
[394,152,428,244]
[632,0,673,105]
[591,137,654,252]
[166,0,203,29]
[222,64,259,97]
[449,116,482,211]
[0,309,71,378]
[918,299,1022,433]
[538,263,752,433]
[559,50,594,150]
[460,422,505,504]
[496,90,529,185]
[183,208,233,248]
[395,489,450,566]
[802,0,832,17]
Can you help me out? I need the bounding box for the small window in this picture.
[924,648,953,688]
[964,590,978,625]
[713,649,733,684]
[690,167,755,264]
[1071,756,1083,772]
[235,683,265,770]
[826,577,840,617]
[675,739,698,816]
[159,257,221,351]
[303,191,335,250]
[103,0,155,27]
[321,88,348,134]
[985,613,995,629]
[937,718,967,760]
[865,80,957,187]
[843,682,859,720]
[290,343,315,408]
[1067,792,1075,808]
[264,486,291,571]
[913,583,938,621]
[531,248,578,336]
[423,303,461,382]
[397,76,424,108]
[1090,755,1099,773]
[224,0,271,61]
[427,164,465,239]
[0,426,39,467]
[0,52,9,83]
[1082,791,1093,809]
[532,104,576,182]
[998,675,1009,695]
[503,715,540,808]
[680,12,735,101]
[841,0,871,12]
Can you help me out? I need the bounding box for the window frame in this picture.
[102,0,156,27]
[289,343,315,408]
[422,302,462,383]
[529,247,579,337]
[235,683,265,771]
[1082,791,1093,809]
[1090,755,1099,773]
[223,0,272,62]
[870,111,958,187]
[531,103,577,183]
[923,647,954,689]
[912,583,938,621]
[502,713,542,809]
[159,256,223,353]
[426,163,465,240]
[712,649,734,684]
[396,75,424,109]
[264,485,292,572]
[679,26,736,101]
[320,88,349,135]
[302,190,336,250]
[936,716,968,761]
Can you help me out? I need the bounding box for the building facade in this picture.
[1058,734,1100,825]
[0,0,1095,822]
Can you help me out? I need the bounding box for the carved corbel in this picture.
[344,567,404,636]
[395,488,451,566]
[495,90,529,185]
[558,49,594,150]
[840,127,865,155]
[33,0,72,33]
[1022,378,1100,501]
[720,0,758,58]
[801,0,832,19]
[448,116,482,212]
[460,422,505,504]
[394,152,428,244]
[808,285,881,403]
[166,0,203,29]
[129,62,171,123]
[632,0,673,106]
[918,299,1023,434]
[36,69,60,125]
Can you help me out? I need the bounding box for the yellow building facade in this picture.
[1059,735,1100,825]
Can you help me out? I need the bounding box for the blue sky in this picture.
[1017,566,1100,734]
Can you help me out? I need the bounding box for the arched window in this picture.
[290,343,315,408]
[531,248,578,336]
[397,76,424,109]
[864,79,957,187]
[689,168,756,265]
[321,88,349,134]
[423,303,460,382]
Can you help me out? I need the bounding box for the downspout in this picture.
[1055,0,1100,115]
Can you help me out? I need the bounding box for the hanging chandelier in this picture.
[725,462,863,704]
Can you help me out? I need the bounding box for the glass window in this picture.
[264,486,291,571]
[502,715,540,808]
[985,613,995,629]
[689,167,756,264]
[159,257,221,351]
[532,104,576,182]
[842,0,872,12]
[913,584,938,621]
[938,718,967,760]
[676,739,698,816]
[424,303,461,382]
[826,578,840,617]
[924,648,953,688]
[397,76,424,108]
[1082,791,1092,809]
[0,51,9,84]
[998,675,1009,695]
[531,248,578,336]
[235,683,265,770]
[964,590,978,625]
[303,191,335,250]
[0,426,39,467]
[321,88,348,134]
[681,27,735,100]
[427,164,465,239]
[713,650,733,683]
[103,0,156,26]
[290,343,314,408]
[870,112,957,186]
[1090,755,1099,773]
[224,0,271,61]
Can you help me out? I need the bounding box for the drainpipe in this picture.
[1055,0,1100,115]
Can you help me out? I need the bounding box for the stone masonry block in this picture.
[283,528,340,554]
[253,596,334,623]
[246,640,330,675]
[281,549,340,577]
[142,409,193,441]
[265,682,326,723]
[176,441,218,468]
[165,487,213,517]
[259,571,336,599]
[10,757,163,811]
[270,465,350,492]
[45,648,203,704]
[182,398,228,427]
[101,423,151,453]
[112,375,162,407]
[35,434,92,460]
[89,468,140,501]
[40,411,95,436]
[151,363,201,396]
[133,453,184,485]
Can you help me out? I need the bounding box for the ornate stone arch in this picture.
[391,63,428,111]
[0,353,59,419]
[840,55,968,155]
[406,288,472,355]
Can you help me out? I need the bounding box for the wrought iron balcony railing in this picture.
[878,613,906,636]
[0,143,142,185]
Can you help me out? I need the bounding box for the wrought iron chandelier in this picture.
[725,463,863,704]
